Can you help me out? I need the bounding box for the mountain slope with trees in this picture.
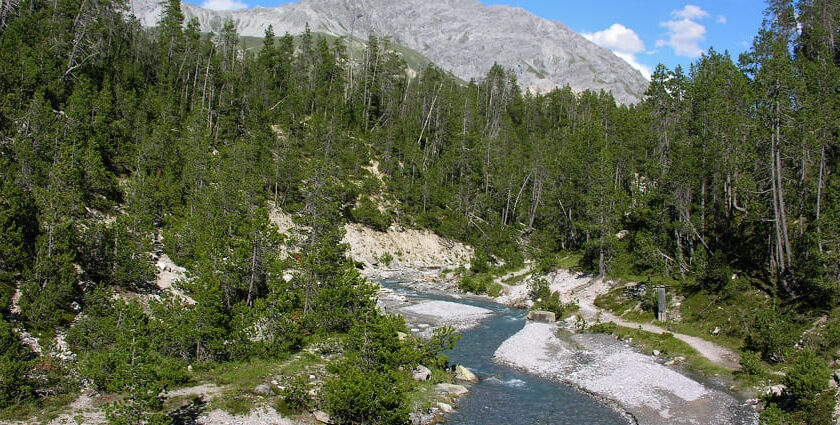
[0,0,838,423]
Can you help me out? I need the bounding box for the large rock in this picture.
[455,365,478,383]
[435,383,469,396]
[413,365,432,381]
[253,383,273,396]
[314,410,331,424]
[527,310,556,323]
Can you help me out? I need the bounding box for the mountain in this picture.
[131,0,650,104]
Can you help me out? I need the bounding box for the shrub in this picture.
[0,318,32,408]
[739,350,762,377]
[323,362,409,425]
[783,350,831,408]
[376,252,394,267]
[745,308,797,363]
[587,321,617,334]
[278,375,312,414]
[528,278,569,317]
[458,274,493,295]
[350,198,391,232]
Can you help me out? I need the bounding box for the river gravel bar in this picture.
[400,300,493,330]
[494,322,757,425]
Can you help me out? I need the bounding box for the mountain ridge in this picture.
[130,0,650,104]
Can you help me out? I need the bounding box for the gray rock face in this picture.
[130,0,649,104]
[412,364,432,381]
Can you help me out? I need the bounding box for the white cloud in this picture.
[201,0,247,11]
[583,23,651,80]
[583,23,645,53]
[656,4,709,58]
[674,5,708,20]
[717,15,728,24]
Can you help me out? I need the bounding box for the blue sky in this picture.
[198,0,769,80]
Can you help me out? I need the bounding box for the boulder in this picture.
[437,402,454,413]
[765,385,785,398]
[435,383,469,396]
[413,365,432,381]
[254,383,273,396]
[455,365,478,382]
[527,310,556,323]
[314,410,331,424]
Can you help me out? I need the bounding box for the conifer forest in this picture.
[0,0,839,424]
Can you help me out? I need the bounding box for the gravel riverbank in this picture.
[494,322,758,425]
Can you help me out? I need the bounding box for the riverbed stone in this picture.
[413,365,432,381]
[254,383,273,396]
[435,383,469,395]
[314,410,331,423]
[455,365,478,382]
[437,402,454,413]
[527,310,556,323]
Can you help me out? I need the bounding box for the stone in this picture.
[437,402,454,413]
[314,410,331,424]
[435,383,469,396]
[712,326,721,336]
[254,383,273,396]
[765,385,785,398]
[652,350,661,357]
[527,310,556,323]
[413,365,432,381]
[397,332,408,341]
[455,365,478,382]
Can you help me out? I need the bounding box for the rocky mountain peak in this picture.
[131,0,650,104]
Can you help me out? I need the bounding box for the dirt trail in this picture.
[564,277,741,371]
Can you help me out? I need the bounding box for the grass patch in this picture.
[594,287,637,316]
[502,272,529,286]
[190,348,330,415]
[610,324,729,377]
[555,253,583,269]
[0,391,78,423]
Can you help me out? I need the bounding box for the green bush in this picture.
[278,375,312,414]
[528,278,569,317]
[746,308,797,363]
[323,361,410,425]
[377,252,394,267]
[739,350,762,376]
[0,318,33,408]
[350,198,391,232]
[587,321,617,334]
[783,350,831,408]
[458,273,493,295]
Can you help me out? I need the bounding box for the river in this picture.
[380,279,630,425]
